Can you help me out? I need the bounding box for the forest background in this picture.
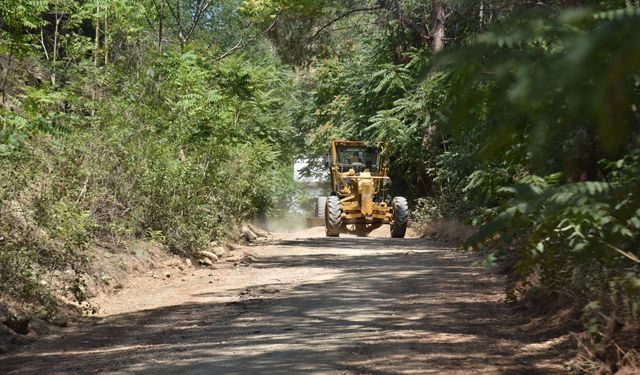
[1,0,639,370]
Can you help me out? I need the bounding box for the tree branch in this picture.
[212,19,277,63]
[40,29,49,60]
[164,0,185,43]
[605,242,640,264]
[185,0,211,44]
[377,0,430,42]
[310,6,382,40]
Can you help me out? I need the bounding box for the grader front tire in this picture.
[390,197,408,238]
[325,196,342,237]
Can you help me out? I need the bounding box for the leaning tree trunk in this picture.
[431,0,445,53]
[420,0,446,196]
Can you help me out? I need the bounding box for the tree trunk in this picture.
[431,0,445,53]
[52,3,61,86]
[92,0,100,116]
[1,44,14,103]
[94,0,100,68]
[176,0,185,52]
[421,0,446,158]
[104,2,109,65]
[158,1,164,49]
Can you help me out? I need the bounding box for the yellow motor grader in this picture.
[316,139,408,238]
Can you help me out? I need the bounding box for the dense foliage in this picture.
[0,0,301,313]
[274,0,640,369]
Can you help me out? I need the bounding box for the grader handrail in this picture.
[335,175,390,180]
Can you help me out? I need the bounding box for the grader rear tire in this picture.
[315,196,327,218]
[390,197,408,238]
[325,196,342,237]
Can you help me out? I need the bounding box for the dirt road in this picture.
[0,230,568,374]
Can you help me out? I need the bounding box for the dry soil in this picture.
[0,228,570,374]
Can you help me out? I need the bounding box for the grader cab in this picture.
[316,140,408,238]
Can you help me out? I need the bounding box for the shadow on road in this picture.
[0,237,564,374]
